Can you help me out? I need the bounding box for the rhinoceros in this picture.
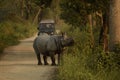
[33,33,74,65]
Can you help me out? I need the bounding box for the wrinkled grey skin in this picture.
[33,33,74,65]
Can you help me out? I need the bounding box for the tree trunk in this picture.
[51,0,60,24]
[25,0,31,20]
[20,0,31,20]
[20,0,24,18]
[33,8,41,24]
[109,0,120,51]
[99,12,109,52]
[102,12,109,52]
[38,8,44,23]
[88,14,94,48]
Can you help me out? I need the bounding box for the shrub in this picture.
[0,21,37,53]
[57,25,120,80]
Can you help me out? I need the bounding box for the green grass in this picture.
[57,25,120,80]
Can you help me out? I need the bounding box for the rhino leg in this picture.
[33,38,42,65]
[37,54,42,65]
[43,55,49,65]
[58,53,60,65]
[50,53,56,65]
[33,46,42,65]
[51,56,56,65]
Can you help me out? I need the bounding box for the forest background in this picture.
[0,0,120,80]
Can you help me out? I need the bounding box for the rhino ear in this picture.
[61,32,65,37]
[61,32,68,39]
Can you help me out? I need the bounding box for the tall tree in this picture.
[33,0,53,23]
[51,0,60,24]
[109,0,120,51]
[60,0,110,51]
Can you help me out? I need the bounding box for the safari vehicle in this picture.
[37,19,55,35]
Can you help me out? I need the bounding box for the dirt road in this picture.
[0,35,58,80]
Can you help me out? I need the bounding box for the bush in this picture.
[0,21,37,53]
[57,25,120,80]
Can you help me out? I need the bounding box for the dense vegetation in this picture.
[57,24,120,80]
[0,0,57,53]
[0,0,120,80]
[0,19,37,53]
[56,0,120,80]
[0,0,38,53]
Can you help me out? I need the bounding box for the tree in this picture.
[51,0,60,24]
[0,0,18,21]
[32,0,53,23]
[60,0,88,26]
[60,0,110,51]
[109,0,120,51]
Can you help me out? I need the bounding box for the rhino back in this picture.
[46,37,57,51]
[47,35,62,51]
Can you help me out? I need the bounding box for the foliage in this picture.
[0,20,37,53]
[0,1,119,80]
[112,44,120,67]
[60,0,110,26]
[41,8,54,19]
[0,0,38,53]
[57,24,120,80]
[33,0,52,8]
[60,0,87,26]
